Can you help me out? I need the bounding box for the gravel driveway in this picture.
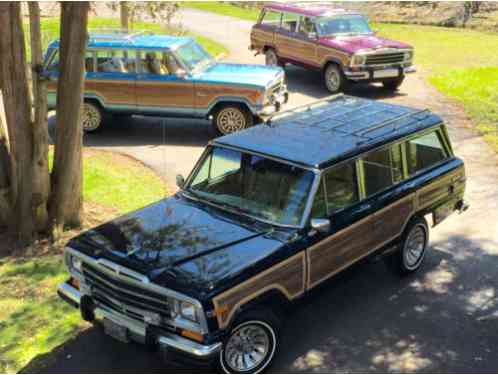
[40,8,498,373]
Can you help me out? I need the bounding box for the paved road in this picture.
[38,8,498,373]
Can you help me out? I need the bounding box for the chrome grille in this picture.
[82,262,171,325]
[365,52,405,66]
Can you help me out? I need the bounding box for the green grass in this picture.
[374,23,498,152]
[183,2,261,21]
[0,150,167,373]
[25,16,227,60]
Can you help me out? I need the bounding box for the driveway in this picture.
[38,8,498,373]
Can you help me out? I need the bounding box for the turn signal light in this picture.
[181,329,203,343]
[69,277,80,290]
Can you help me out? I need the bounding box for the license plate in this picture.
[373,69,400,79]
[433,201,455,226]
[103,318,129,343]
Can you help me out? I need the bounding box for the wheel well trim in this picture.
[322,58,345,71]
[220,285,291,330]
[207,97,259,117]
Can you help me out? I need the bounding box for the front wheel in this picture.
[212,105,253,136]
[382,76,405,91]
[265,48,282,67]
[220,309,280,374]
[324,63,347,93]
[82,102,103,133]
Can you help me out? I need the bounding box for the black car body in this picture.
[58,95,467,373]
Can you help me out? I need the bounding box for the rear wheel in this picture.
[382,76,405,91]
[324,63,347,93]
[212,105,253,136]
[82,101,103,133]
[220,309,280,374]
[386,217,429,275]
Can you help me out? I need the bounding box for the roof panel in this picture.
[214,96,442,168]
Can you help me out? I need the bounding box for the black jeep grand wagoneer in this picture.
[58,95,467,373]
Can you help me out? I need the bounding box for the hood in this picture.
[68,195,273,275]
[194,62,283,88]
[319,34,411,54]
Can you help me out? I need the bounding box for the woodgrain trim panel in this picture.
[212,252,306,329]
[417,167,465,209]
[307,194,415,289]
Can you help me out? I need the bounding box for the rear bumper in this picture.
[57,281,221,365]
[344,65,416,81]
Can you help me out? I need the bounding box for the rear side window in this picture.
[281,12,299,32]
[406,130,448,175]
[260,9,281,26]
[362,144,403,197]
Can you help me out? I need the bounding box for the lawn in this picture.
[373,23,498,153]
[0,150,167,373]
[184,2,498,153]
[25,16,228,60]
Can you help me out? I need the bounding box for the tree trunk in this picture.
[0,3,35,244]
[29,2,50,232]
[49,2,89,236]
[0,90,11,226]
[121,2,130,31]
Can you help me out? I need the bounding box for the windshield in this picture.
[185,146,315,227]
[315,15,372,36]
[176,41,214,72]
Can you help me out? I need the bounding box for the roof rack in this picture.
[87,29,154,41]
[265,93,345,126]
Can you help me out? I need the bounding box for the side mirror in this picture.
[308,31,318,40]
[176,174,185,189]
[310,218,330,234]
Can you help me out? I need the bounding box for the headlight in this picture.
[171,299,199,323]
[66,254,83,273]
[179,301,198,322]
[351,54,366,66]
[404,51,413,61]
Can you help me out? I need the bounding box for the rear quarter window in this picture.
[406,129,449,175]
[260,9,282,26]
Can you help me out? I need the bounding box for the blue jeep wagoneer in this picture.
[58,95,467,373]
[43,32,288,135]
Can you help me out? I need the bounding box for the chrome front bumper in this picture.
[345,65,416,81]
[57,281,222,360]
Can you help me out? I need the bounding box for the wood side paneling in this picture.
[212,252,306,329]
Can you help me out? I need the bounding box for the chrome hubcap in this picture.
[82,103,101,132]
[404,225,426,269]
[325,67,341,92]
[225,324,270,372]
[217,108,246,134]
[266,51,278,66]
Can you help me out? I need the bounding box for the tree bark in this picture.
[121,2,130,31]
[49,2,89,236]
[0,3,35,243]
[29,2,50,232]
[0,90,11,226]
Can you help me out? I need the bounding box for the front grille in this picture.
[269,81,282,95]
[365,52,405,66]
[82,262,171,326]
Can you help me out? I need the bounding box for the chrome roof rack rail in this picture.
[265,93,345,126]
